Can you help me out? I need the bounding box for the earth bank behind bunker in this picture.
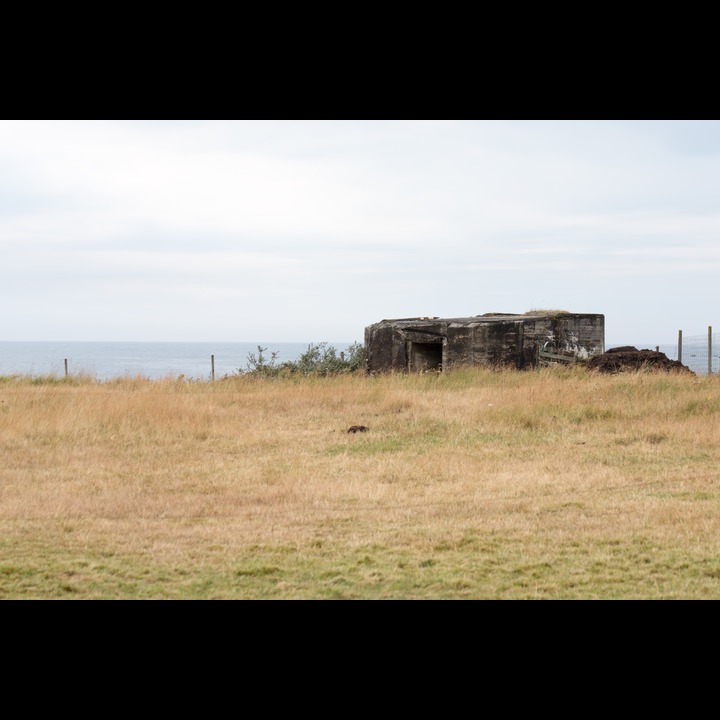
[586,346,692,374]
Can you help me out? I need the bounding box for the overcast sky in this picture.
[2,119,719,346]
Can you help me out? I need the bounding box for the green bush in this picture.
[243,346,281,376]
[240,342,366,377]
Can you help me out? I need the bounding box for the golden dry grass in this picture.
[2,367,720,599]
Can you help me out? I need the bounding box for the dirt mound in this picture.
[586,346,693,374]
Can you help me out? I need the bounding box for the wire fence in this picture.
[662,327,720,375]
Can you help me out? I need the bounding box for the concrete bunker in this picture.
[365,312,605,373]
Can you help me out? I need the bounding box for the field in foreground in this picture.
[2,367,720,600]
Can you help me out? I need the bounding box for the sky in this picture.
[2,119,719,346]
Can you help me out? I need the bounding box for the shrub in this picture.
[240,342,366,377]
[292,341,366,375]
[242,346,281,376]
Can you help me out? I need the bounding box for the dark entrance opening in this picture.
[409,342,443,372]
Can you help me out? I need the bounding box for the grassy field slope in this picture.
[2,367,720,599]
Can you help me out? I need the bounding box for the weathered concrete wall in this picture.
[523,314,605,358]
[365,313,605,373]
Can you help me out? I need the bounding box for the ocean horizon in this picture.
[0,341,360,381]
[1,339,705,380]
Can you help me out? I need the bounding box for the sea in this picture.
[0,340,714,380]
[0,341,358,381]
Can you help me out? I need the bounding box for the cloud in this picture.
[2,120,720,343]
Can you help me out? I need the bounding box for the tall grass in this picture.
[1,367,720,598]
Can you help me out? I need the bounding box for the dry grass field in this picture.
[2,366,720,599]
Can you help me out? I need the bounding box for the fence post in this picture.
[709,327,713,376]
[211,355,215,382]
[64,359,68,377]
[678,330,682,365]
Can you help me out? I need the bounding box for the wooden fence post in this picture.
[211,355,215,382]
[678,330,682,365]
[64,359,68,377]
[709,327,713,376]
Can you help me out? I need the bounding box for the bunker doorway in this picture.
[408,341,443,372]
